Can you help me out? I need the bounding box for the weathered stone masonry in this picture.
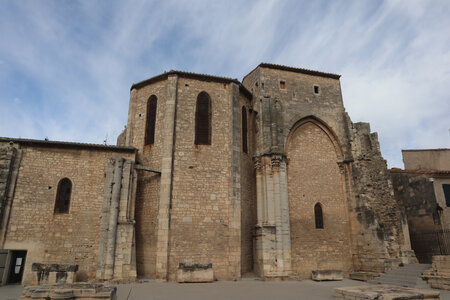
[0,63,417,285]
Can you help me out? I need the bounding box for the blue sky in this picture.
[0,0,449,168]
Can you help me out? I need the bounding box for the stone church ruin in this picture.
[0,63,416,285]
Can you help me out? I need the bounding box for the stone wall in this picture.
[0,143,135,285]
[390,170,441,263]
[127,74,252,281]
[0,144,18,246]
[423,255,450,290]
[349,122,415,272]
[126,78,167,278]
[403,149,450,171]
[287,121,352,278]
[243,64,414,278]
[239,94,256,275]
[167,77,234,280]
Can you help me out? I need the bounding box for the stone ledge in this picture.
[334,285,440,300]
[311,270,343,281]
[19,283,116,300]
[423,274,450,290]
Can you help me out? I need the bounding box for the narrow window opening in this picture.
[54,178,72,214]
[314,85,320,94]
[195,92,211,145]
[314,203,323,229]
[261,83,264,90]
[443,184,450,207]
[242,106,248,153]
[280,81,286,89]
[145,95,157,145]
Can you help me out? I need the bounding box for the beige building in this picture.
[391,149,450,262]
[0,63,416,285]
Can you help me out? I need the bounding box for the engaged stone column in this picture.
[97,158,136,281]
[155,74,178,281]
[253,154,291,279]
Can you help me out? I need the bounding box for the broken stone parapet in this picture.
[176,263,214,283]
[19,283,116,300]
[311,270,343,281]
[423,255,450,290]
[334,285,440,300]
[32,263,78,285]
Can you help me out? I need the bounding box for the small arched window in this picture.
[54,178,72,214]
[314,203,323,229]
[145,95,157,145]
[242,106,248,153]
[195,92,211,145]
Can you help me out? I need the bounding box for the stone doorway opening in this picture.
[0,249,27,285]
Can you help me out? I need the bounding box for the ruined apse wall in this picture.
[125,78,167,278]
[243,63,414,278]
[0,141,135,285]
[348,122,415,272]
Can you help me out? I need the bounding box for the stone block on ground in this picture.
[19,283,116,300]
[422,255,450,290]
[177,263,214,283]
[311,270,343,281]
[349,272,379,281]
[334,285,440,300]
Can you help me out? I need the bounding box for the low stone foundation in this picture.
[311,270,343,281]
[177,263,214,283]
[19,283,116,300]
[32,263,78,285]
[423,255,450,290]
[334,285,440,300]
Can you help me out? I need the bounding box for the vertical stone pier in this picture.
[155,74,178,281]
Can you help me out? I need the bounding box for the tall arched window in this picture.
[314,203,323,229]
[145,95,157,145]
[242,106,248,153]
[54,178,72,214]
[195,92,211,145]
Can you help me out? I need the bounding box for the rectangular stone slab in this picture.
[334,285,440,299]
[311,270,343,281]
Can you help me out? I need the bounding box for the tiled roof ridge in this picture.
[0,137,136,152]
[132,70,241,90]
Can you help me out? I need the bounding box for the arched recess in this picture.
[145,95,157,145]
[286,116,352,278]
[195,91,211,145]
[54,178,72,214]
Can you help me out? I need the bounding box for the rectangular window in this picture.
[314,85,320,94]
[443,184,450,207]
[280,81,286,89]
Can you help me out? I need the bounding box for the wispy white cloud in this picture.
[0,0,448,168]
